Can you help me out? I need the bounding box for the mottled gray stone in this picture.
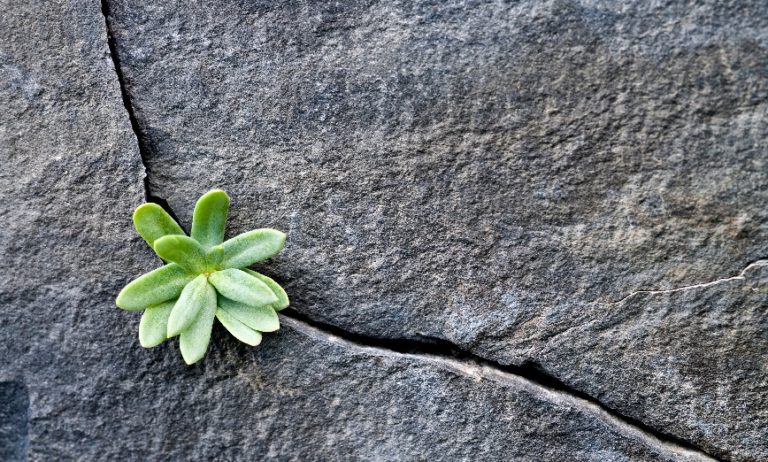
[0,2,721,461]
[104,0,768,459]
[0,0,140,458]
[535,260,768,461]
[0,382,29,461]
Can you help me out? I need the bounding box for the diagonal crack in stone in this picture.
[100,0,182,225]
[279,309,722,462]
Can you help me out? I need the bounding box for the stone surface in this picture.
[104,0,768,460]
[535,260,768,461]
[0,382,28,462]
[2,0,767,460]
[0,1,716,461]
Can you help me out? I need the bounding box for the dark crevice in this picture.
[281,308,723,461]
[145,194,184,229]
[100,0,179,223]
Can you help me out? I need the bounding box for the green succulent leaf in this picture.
[243,269,289,311]
[208,268,278,307]
[220,229,286,269]
[154,235,208,273]
[139,300,175,348]
[133,203,185,248]
[116,263,195,310]
[179,294,217,365]
[216,308,263,346]
[219,296,280,332]
[191,189,230,248]
[205,245,224,269]
[167,275,216,337]
[118,189,289,364]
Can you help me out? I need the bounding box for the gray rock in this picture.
[0,1,722,460]
[0,0,137,457]
[104,317,711,462]
[535,260,768,461]
[2,0,767,460]
[104,0,768,459]
[0,382,28,462]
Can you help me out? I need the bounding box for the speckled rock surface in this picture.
[2,314,717,461]
[2,0,767,460]
[0,0,141,458]
[3,2,711,460]
[104,0,768,460]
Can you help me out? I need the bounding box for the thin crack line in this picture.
[610,260,768,305]
[99,0,148,200]
[99,0,182,224]
[279,309,721,462]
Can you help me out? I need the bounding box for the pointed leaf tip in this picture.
[133,203,185,248]
[191,189,230,248]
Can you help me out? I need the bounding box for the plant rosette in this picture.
[116,189,288,364]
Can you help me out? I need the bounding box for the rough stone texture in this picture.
[2,0,767,460]
[0,382,29,461]
[0,2,719,460]
[0,0,141,457]
[533,260,768,460]
[104,0,768,460]
[5,315,717,461]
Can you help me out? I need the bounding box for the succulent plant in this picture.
[116,189,288,365]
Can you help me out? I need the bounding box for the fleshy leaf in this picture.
[116,264,195,310]
[120,189,291,365]
[220,229,286,269]
[208,269,278,307]
[216,308,263,346]
[167,275,215,337]
[219,296,280,332]
[154,235,208,273]
[133,203,185,249]
[139,300,175,348]
[179,293,217,365]
[191,189,230,248]
[243,269,289,311]
[205,245,224,269]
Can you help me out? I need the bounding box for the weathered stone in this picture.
[3,0,767,459]
[0,0,140,458]
[104,0,768,459]
[0,1,721,460]
[535,261,768,461]
[0,382,28,462]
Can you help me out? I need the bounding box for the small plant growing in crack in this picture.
[116,189,288,365]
